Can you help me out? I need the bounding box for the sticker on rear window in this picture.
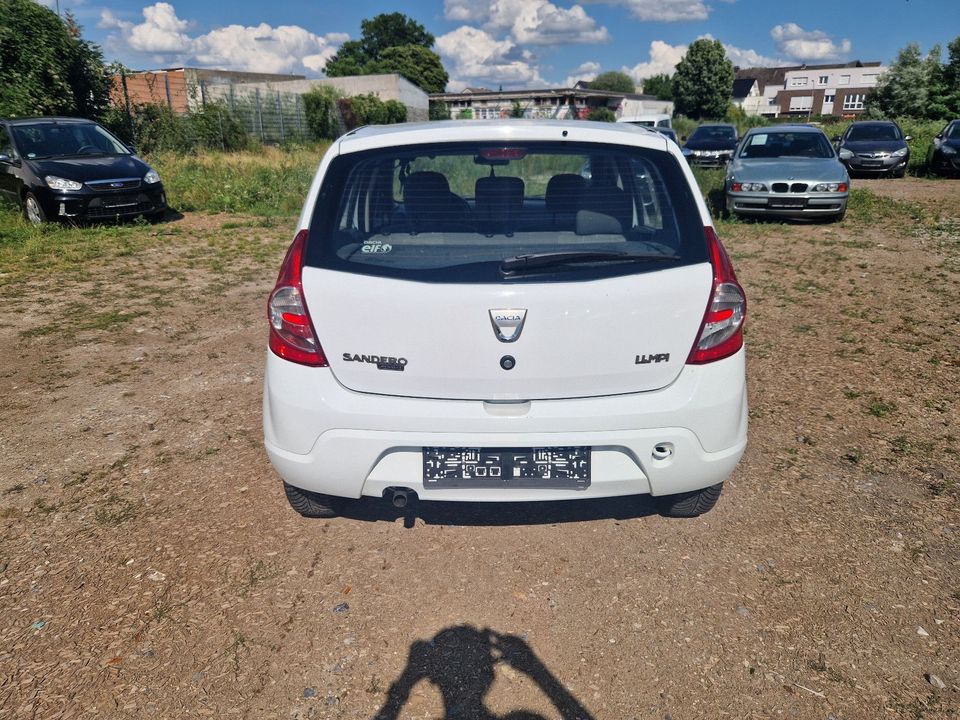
[361,240,393,254]
[749,135,768,145]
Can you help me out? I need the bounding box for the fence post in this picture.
[255,89,265,143]
[163,72,173,110]
[295,94,304,139]
[119,67,135,143]
[277,91,285,143]
[218,110,225,152]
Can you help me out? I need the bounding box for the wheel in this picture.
[282,481,344,518]
[829,209,846,223]
[23,192,46,225]
[144,209,166,223]
[656,482,723,518]
[892,166,906,179]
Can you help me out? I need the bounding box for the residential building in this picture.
[734,61,886,119]
[429,86,673,121]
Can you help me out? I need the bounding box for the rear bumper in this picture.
[263,349,748,501]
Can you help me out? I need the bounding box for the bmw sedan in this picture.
[0,117,166,224]
[834,120,911,178]
[725,125,849,222]
[927,119,960,177]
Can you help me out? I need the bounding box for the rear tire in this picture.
[23,193,46,225]
[283,481,344,518]
[657,482,723,518]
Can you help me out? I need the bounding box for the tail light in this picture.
[687,226,746,364]
[268,230,327,366]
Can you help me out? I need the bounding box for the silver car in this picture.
[725,125,850,222]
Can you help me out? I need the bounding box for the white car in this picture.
[263,120,747,518]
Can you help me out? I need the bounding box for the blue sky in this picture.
[50,0,959,91]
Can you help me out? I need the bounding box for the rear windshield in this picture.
[847,124,901,142]
[305,141,706,283]
[738,131,835,159]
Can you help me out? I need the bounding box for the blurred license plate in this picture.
[769,197,805,208]
[423,447,591,489]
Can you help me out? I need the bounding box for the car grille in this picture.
[771,183,809,194]
[86,178,142,192]
[856,152,890,159]
[85,194,155,219]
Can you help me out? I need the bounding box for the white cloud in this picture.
[622,36,778,83]
[100,2,347,75]
[622,40,687,82]
[563,60,601,87]
[436,25,544,90]
[444,0,609,45]
[770,23,851,61]
[584,0,709,22]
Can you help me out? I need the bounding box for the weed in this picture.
[3,484,25,495]
[866,400,897,418]
[95,496,140,526]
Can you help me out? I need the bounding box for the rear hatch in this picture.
[301,139,712,401]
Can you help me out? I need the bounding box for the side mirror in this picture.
[681,135,687,142]
[904,135,913,142]
[0,153,10,163]
[935,133,943,139]
[127,145,137,154]
[832,135,841,142]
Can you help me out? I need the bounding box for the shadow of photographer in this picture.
[372,625,594,720]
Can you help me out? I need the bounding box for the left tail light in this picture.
[268,230,328,366]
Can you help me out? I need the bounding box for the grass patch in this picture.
[150,145,328,216]
[846,188,926,229]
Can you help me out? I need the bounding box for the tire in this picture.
[656,482,723,518]
[830,209,846,223]
[23,192,46,225]
[282,481,343,518]
[892,166,906,179]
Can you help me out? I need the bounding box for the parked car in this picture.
[681,124,739,167]
[617,113,672,130]
[264,120,748,519]
[927,119,960,177]
[0,117,166,224]
[834,120,911,177]
[656,127,680,145]
[726,125,849,222]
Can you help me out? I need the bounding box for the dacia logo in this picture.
[635,353,670,364]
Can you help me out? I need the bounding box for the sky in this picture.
[45,0,960,91]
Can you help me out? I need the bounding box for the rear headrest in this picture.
[576,209,623,236]
[404,172,452,214]
[545,174,585,214]
[474,176,524,217]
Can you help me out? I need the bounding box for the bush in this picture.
[457,108,473,120]
[587,107,616,122]
[429,100,451,120]
[100,101,250,154]
[336,94,407,131]
[302,86,341,141]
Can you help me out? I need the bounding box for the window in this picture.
[790,76,808,87]
[843,93,866,111]
[789,95,814,112]
[824,94,835,103]
[818,75,829,85]
[863,74,879,84]
[306,141,707,284]
[739,131,834,159]
[768,97,779,106]
[0,127,13,158]
[838,75,851,85]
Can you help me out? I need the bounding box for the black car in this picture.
[0,117,166,224]
[927,119,960,177]
[834,120,911,178]
[681,124,739,167]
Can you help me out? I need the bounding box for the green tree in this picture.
[358,12,433,59]
[324,13,447,94]
[302,86,342,140]
[642,73,673,100]
[673,39,734,119]
[945,36,960,116]
[0,1,110,118]
[587,107,616,122]
[367,45,448,94]
[589,71,635,94]
[429,100,451,120]
[511,101,525,118]
[868,42,953,119]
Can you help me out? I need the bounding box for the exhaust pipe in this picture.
[389,488,412,509]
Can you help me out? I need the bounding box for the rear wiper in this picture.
[500,250,679,274]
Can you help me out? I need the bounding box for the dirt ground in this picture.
[0,178,958,719]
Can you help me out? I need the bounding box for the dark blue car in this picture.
[0,117,166,224]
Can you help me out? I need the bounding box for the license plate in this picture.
[769,197,805,208]
[860,160,882,167]
[423,447,591,489]
[103,196,138,208]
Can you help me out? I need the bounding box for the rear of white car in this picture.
[263,120,747,518]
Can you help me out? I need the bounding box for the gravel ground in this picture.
[0,178,958,719]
